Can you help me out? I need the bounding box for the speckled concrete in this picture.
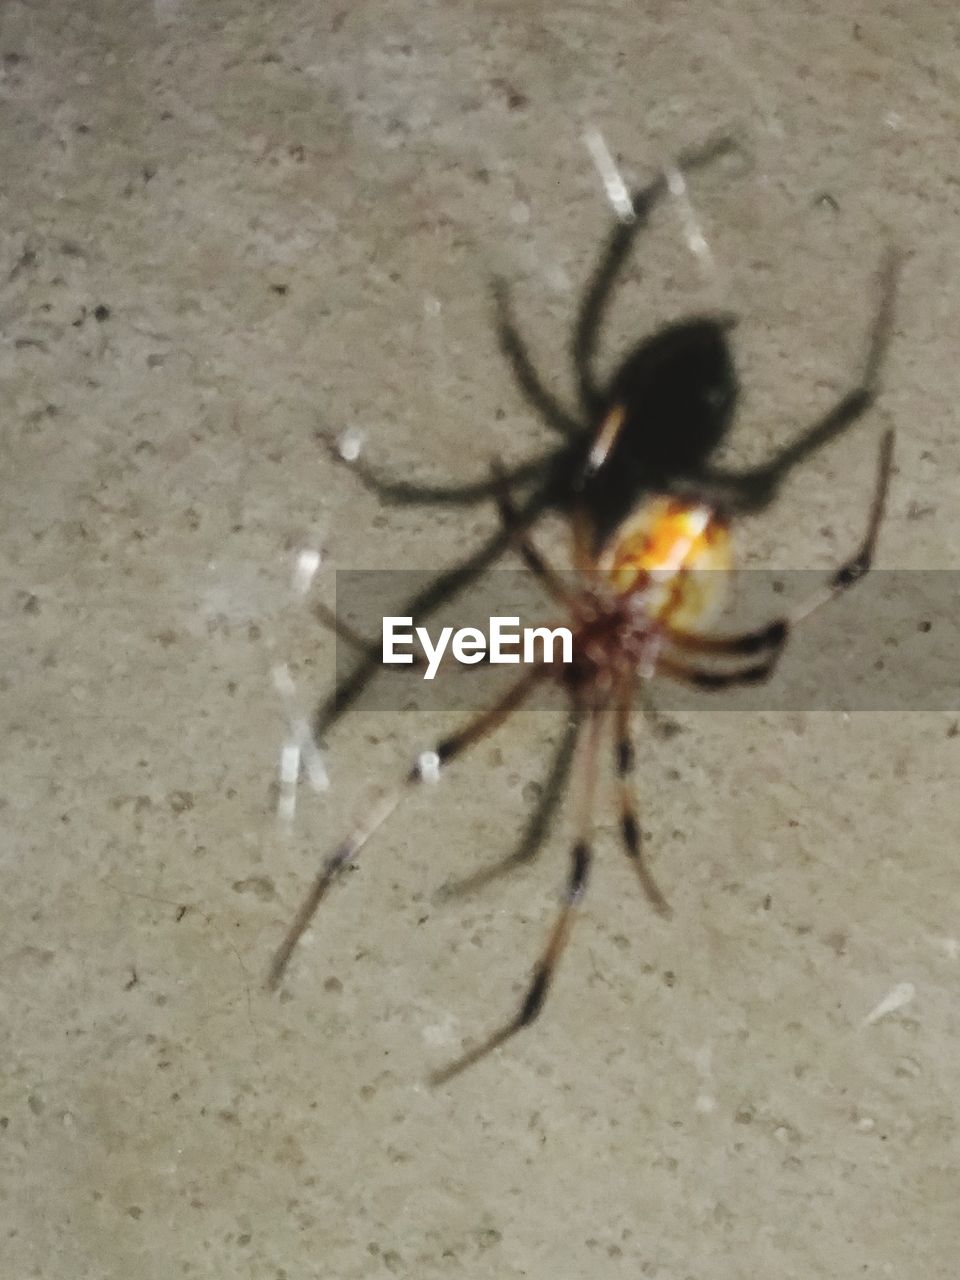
[2,2,960,1277]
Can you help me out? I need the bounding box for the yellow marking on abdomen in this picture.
[596,498,732,629]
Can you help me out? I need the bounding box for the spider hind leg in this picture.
[431,709,602,1085]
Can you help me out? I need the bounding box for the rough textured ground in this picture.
[2,2,959,1277]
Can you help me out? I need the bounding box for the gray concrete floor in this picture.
[2,2,960,1277]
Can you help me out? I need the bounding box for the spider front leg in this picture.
[573,133,742,414]
[492,278,583,438]
[699,249,901,514]
[431,708,603,1085]
[315,427,556,507]
[663,429,894,684]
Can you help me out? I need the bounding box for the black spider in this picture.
[312,134,898,741]
[269,138,901,1081]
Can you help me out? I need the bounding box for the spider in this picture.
[270,429,894,1082]
[268,139,900,1082]
[311,133,898,742]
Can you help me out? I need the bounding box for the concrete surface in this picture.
[2,2,959,1277]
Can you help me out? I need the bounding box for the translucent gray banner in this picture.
[323,570,959,712]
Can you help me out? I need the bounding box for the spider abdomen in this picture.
[596,496,732,632]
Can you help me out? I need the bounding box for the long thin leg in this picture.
[435,715,581,901]
[269,663,550,991]
[574,134,742,413]
[492,279,583,438]
[694,250,901,514]
[315,428,557,506]
[788,427,893,621]
[313,601,392,663]
[614,673,672,916]
[665,428,894,661]
[492,466,584,613]
[430,706,603,1085]
[313,484,555,738]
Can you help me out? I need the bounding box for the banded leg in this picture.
[657,652,782,691]
[269,663,549,991]
[436,715,581,900]
[430,708,604,1085]
[615,673,672,916]
[664,428,894,667]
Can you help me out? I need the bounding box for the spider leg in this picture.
[435,715,581,901]
[430,707,603,1085]
[313,484,555,739]
[665,618,787,658]
[492,278,584,438]
[778,426,894,625]
[657,652,782,690]
[314,601,396,664]
[665,428,894,665]
[269,663,550,991]
[492,466,583,612]
[697,249,901,514]
[614,673,672,915]
[316,428,557,506]
[636,684,684,740]
[573,134,742,414]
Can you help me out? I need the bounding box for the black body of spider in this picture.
[313,133,897,738]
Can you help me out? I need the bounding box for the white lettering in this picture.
[523,626,573,664]
[452,627,487,665]
[417,625,453,680]
[382,617,414,664]
[489,616,521,663]
[382,618,575,678]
